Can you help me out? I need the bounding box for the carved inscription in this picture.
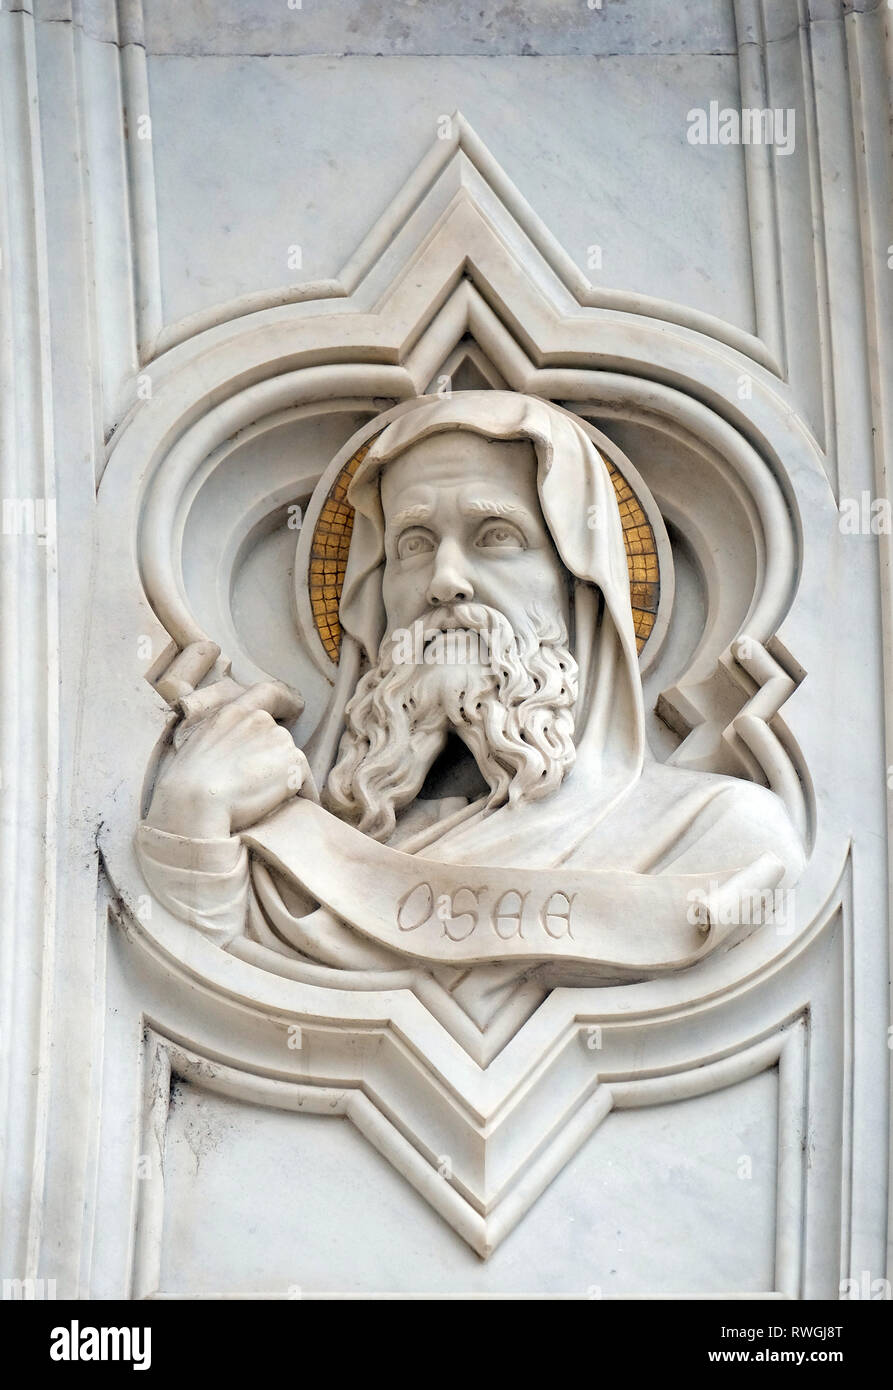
[396,882,576,942]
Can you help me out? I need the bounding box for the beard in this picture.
[324,601,578,842]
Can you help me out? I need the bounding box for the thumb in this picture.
[285,747,320,804]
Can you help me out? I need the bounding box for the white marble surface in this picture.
[147,52,755,331]
[2,0,891,1302]
[159,1071,778,1296]
[138,0,739,58]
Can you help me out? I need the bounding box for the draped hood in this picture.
[326,392,648,868]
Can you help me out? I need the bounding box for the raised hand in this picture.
[145,680,311,840]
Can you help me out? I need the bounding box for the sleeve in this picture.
[135,822,250,945]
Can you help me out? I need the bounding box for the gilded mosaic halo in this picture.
[309,439,660,662]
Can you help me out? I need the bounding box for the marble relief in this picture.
[136,392,804,983]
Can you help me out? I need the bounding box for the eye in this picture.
[475,519,526,550]
[396,528,435,560]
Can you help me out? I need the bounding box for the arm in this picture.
[135,681,310,943]
[135,822,249,945]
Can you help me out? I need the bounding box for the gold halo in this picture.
[308,440,660,662]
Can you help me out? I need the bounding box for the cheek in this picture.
[382,565,428,624]
[531,550,570,609]
[486,553,568,617]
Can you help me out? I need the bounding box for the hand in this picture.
[145,681,311,839]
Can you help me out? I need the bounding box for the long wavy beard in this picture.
[324,602,578,842]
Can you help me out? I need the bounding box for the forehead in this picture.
[380,433,538,515]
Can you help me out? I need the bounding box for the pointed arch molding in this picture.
[90,117,849,1278]
[133,1019,814,1294]
[124,124,829,821]
[147,114,783,373]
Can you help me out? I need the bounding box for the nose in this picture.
[426,537,474,606]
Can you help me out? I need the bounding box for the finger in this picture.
[234,721,308,771]
[178,677,245,729]
[287,747,319,803]
[175,678,305,751]
[231,738,318,810]
[231,751,317,831]
[228,680,304,723]
[155,640,221,704]
[172,675,246,751]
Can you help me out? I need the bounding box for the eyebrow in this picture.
[461,499,525,518]
[387,498,534,531]
[388,503,433,530]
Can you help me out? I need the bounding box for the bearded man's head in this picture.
[324,431,580,841]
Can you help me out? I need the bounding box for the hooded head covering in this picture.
[315,392,646,868]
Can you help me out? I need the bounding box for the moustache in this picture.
[419,602,509,633]
[386,603,516,670]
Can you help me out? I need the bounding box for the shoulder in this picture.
[638,761,806,882]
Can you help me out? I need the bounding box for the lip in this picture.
[421,624,479,654]
[422,606,490,633]
[426,615,468,632]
